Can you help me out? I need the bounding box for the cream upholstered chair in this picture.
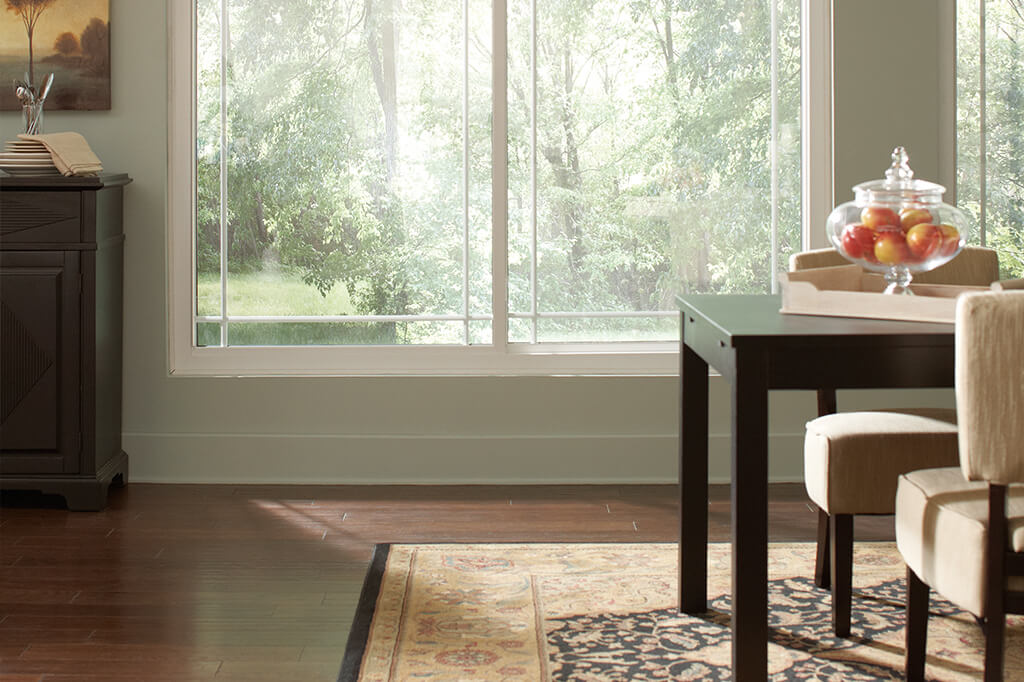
[896,290,1024,681]
[790,245,999,285]
[792,246,1000,636]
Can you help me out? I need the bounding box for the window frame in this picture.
[167,0,833,376]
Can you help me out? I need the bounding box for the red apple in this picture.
[899,207,934,232]
[861,205,901,230]
[840,223,877,260]
[938,224,962,256]
[905,223,942,261]
[873,229,910,265]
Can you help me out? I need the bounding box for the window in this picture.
[169,0,830,375]
[957,0,1024,277]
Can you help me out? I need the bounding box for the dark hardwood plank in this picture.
[0,482,865,680]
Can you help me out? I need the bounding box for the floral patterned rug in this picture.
[340,543,1024,680]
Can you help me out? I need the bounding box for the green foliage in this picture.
[957,2,1024,279]
[198,0,803,344]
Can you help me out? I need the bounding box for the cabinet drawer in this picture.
[0,192,82,246]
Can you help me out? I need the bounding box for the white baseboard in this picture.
[121,432,808,485]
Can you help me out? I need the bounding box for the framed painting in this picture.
[0,0,110,111]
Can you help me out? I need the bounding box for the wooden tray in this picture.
[779,265,988,323]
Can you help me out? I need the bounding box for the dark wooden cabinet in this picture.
[0,173,131,510]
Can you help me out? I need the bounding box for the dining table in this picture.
[676,293,956,681]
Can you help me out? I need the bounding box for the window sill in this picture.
[168,343,680,377]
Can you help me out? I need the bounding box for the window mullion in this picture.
[978,0,987,246]
[529,0,538,344]
[218,0,229,347]
[491,0,509,351]
[463,0,471,344]
[801,0,832,249]
[769,0,779,294]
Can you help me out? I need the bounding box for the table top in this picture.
[677,294,954,348]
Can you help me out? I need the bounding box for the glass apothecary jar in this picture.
[826,147,968,294]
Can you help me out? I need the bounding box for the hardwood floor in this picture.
[0,483,894,681]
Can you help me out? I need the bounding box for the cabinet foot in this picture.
[1,450,129,511]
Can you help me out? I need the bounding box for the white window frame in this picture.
[166,0,833,376]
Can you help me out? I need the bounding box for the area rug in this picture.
[340,542,1024,680]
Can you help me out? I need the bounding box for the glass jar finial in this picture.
[885,146,914,183]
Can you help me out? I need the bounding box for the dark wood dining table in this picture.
[676,294,956,681]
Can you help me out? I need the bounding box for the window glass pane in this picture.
[957,1,1024,278]
[196,0,221,318]
[468,0,494,322]
[508,316,532,344]
[197,0,490,346]
[468,319,492,345]
[507,0,801,342]
[774,0,803,279]
[194,0,802,353]
[196,322,220,347]
[532,315,677,343]
[225,320,465,346]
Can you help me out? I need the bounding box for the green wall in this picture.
[0,0,954,484]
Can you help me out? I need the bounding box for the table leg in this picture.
[679,337,709,613]
[731,351,769,681]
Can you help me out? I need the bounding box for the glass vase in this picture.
[22,101,43,135]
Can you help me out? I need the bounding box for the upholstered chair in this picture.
[790,245,999,285]
[791,246,1000,636]
[896,290,1024,681]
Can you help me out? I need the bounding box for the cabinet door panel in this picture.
[0,251,80,474]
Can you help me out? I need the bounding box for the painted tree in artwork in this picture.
[53,30,77,57]
[4,0,58,85]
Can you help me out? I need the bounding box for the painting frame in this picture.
[0,0,110,111]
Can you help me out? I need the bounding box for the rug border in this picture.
[338,543,391,682]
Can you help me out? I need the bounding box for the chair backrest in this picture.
[789,248,848,272]
[789,246,999,286]
[956,290,1024,484]
[916,246,999,285]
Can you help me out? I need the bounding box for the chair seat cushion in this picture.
[895,466,1024,617]
[804,408,959,515]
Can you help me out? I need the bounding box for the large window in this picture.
[958,0,1024,277]
[170,1,829,375]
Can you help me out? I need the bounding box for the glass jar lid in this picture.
[852,147,945,203]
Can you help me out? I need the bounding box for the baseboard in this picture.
[122,431,808,484]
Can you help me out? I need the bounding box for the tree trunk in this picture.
[652,0,676,99]
[540,46,585,283]
[652,3,711,289]
[27,30,34,86]
[365,0,399,183]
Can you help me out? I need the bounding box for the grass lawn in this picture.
[196,264,354,317]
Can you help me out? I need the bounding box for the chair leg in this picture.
[906,566,929,682]
[814,506,831,589]
[984,611,1006,682]
[812,387,835,592]
[830,513,853,637]
[983,483,1008,682]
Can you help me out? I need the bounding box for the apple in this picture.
[899,207,934,232]
[840,223,877,260]
[860,205,901,230]
[905,223,942,260]
[938,223,961,256]
[873,228,910,265]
